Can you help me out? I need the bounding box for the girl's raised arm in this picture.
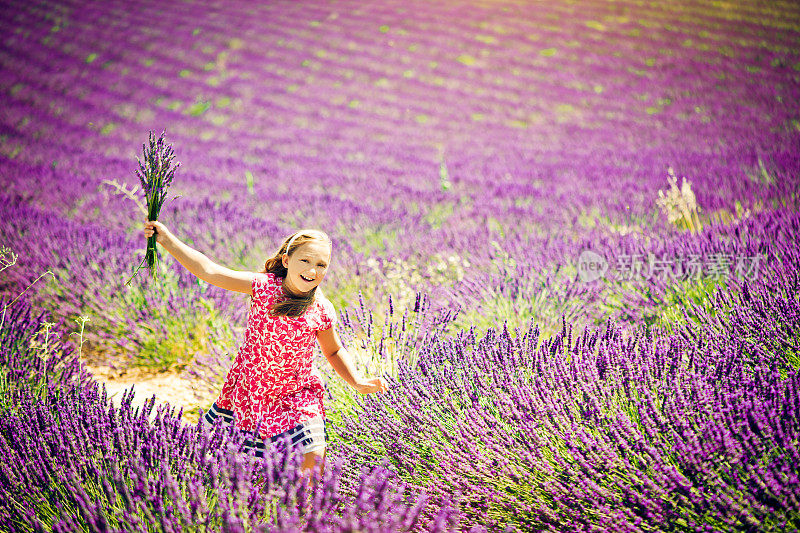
[143,220,255,295]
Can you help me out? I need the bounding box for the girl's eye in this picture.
[301,259,308,263]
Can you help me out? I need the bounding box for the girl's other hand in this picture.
[143,220,170,245]
[353,377,387,394]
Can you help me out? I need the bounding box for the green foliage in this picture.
[123,292,237,372]
[186,101,211,116]
[648,276,730,333]
[323,274,379,323]
[245,169,255,194]
[0,316,70,418]
[321,294,457,442]
[424,202,454,229]
[347,223,400,256]
[39,263,238,373]
[593,274,731,335]
[0,364,54,417]
[452,251,587,341]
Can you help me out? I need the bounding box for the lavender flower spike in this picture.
[127,130,180,284]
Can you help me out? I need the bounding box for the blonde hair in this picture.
[258,229,332,317]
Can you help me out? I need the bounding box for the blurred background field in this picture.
[1,0,799,531]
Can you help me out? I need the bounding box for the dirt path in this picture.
[83,362,218,425]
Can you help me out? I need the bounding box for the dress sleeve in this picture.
[251,272,272,305]
[318,295,337,331]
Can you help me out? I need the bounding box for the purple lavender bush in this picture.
[0,298,90,410]
[332,256,800,531]
[0,384,456,532]
[317,291,461,432]
[0,307,458,532]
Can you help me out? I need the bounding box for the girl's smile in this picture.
[281,240,331,296]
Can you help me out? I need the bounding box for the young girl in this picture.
[142,221,386,476]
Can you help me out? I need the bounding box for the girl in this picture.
[143,221,386,476]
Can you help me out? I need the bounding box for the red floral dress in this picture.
[215,272,335,438]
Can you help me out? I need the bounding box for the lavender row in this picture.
[332,264,800,530]
[2,189,798,375]
[0,196,251,371]
[0,299,459,532]
[0,386,456,531]
[1,0,797,228]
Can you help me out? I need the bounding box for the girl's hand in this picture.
[143,220,170,245]
[353,377,387,394]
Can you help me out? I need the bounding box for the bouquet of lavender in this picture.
[127,130,180,284]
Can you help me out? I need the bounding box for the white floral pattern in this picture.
[215,272,335,438]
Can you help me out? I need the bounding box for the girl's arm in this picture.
[144,220,255,295]
[316,327,386,394]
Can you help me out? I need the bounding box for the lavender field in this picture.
[1,0,799,531]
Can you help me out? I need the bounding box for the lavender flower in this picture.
[128,130,180,283]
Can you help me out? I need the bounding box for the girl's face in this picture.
[281,240,331,296]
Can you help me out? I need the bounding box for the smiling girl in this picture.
[142,221,386,476]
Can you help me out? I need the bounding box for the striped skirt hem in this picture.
[202,402,327,457]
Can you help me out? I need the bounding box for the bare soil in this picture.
[83,361,218,425]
